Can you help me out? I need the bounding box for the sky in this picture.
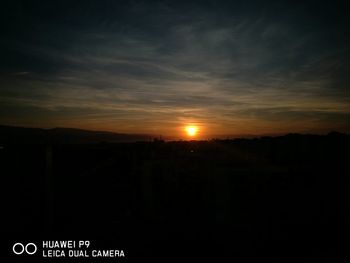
[1,0,350,139]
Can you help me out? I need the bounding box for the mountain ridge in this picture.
[0,125,153,144]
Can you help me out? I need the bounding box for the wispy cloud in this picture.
[1,1,349,136]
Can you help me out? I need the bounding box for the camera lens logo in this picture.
[12,243,37,255]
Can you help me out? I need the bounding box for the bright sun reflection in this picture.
[185,126,198,137]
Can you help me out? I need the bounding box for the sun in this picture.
[185,126,198,137]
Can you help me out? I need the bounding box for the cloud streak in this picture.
[1,0,350,137]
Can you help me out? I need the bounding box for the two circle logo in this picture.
[13,243,37,255]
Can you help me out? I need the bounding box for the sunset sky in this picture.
[1,0,350,138]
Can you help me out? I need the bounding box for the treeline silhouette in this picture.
[0,125,152,144]
[1,129,349,261]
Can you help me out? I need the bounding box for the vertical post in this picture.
[45,144,54,232]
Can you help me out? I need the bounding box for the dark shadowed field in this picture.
[1,131,349,261]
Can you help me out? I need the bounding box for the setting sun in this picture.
[185,126,198,137]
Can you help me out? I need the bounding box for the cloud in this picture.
[1,0,350,136]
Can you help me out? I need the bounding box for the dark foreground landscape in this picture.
[1,127,349,261]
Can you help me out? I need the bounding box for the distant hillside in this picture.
[0,125,152,144]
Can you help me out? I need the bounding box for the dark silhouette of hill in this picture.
[1,128,349,261]
[0,125,152,144]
